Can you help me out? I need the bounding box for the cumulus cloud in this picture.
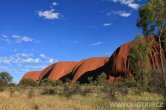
[128,3,140,10]
[108,10,131,17]
[0,53,57,65]
[110,0,140,10]
[103,23,112,27]
[12,35,33,43]
[0,53,41,64]
[40,54,58,63]
[38,1,60,20]
[52,2,57,6]
[118,11,131,17]
[38,9,60,20]
[91,42,103,46]
[0,34,39,43]
[0,53,58,74]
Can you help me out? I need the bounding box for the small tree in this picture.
[96,72,107,85]
[128,36,152,92]
[137,0,166,93]
[19,78,38,87]
[0,72,13,86]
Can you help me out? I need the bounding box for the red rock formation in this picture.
[39,62,78,81]
[72,57,109,83]
[107,36,166,80]
[22,71,41,81]
[21,36,165,83]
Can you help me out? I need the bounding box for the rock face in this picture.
[21,36,166,83]
[22,71,41,81]
[107,36,166,81]
[39,62,78,81]
[72,57,109,83]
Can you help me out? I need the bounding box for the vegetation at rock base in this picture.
[1,68,166,110]
[19,78,39,87]
[137,0,166,93]
[128,35,152,92]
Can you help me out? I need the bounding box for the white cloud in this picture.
[110,0,140,10]
[0,35,10,42]
[112,0,133,4]
[12,35,33,43]
[52,2,57,6]
[119,11,131,17]
[0,53,58,65]
[38,9,60,20]
[0,34,39,43]
[103,23,112,27]
[48,59,55,63]
[0,53,58,76]
[16,53,34,57]
[40,54,47,58]
[91,42,103,46]
[0,54,41,64]
[40,54,58,63]
[109,10,131,17]
[24,58,40,63]
[128,3,140,10]
[38,1,60,20]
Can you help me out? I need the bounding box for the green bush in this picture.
[124,77,137,87]
[0,87,4,92]
[96,72,107,85]
[27,88,35,98]
[0,79,7,87]
[149,69,165,94]
[41,87,56,95]
[19,79,39,87]
[40,78,62,87]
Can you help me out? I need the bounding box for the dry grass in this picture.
[0,88,164,110]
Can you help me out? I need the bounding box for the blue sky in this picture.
[0,0,148,83]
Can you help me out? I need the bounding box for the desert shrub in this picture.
[119,86,128,95]
[40,78,62,87]
[81,87,92,96]
[32,104,39,110]
[124,77,137,87]
[28,88,35,98]
[9,87,15,97]
[0,79,7,87]
[19,79,39,87]
[63,85,75,98]
[41,87,56,95]
[88,76,93,84]
[101,82,118,101]
[0,87,4,92]
[96,72,107,86]
[8,83,17,87]
[149,69,165,94]
[62,83,82,98]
